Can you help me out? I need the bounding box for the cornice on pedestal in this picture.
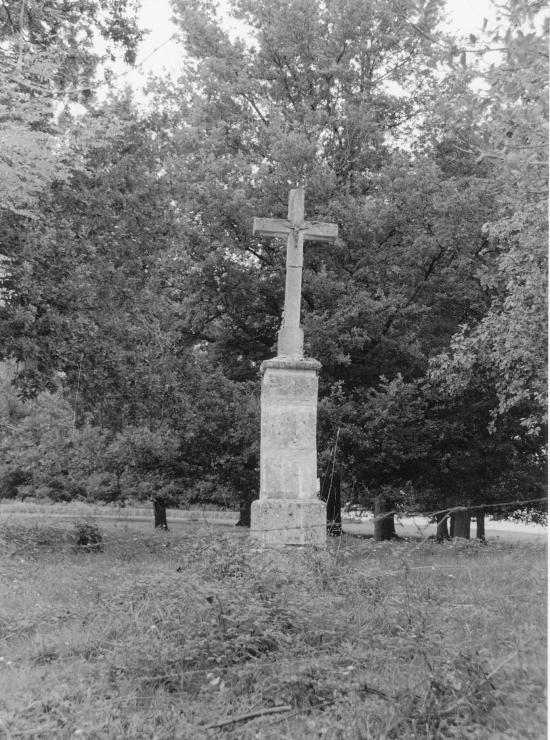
[260,356,322,375]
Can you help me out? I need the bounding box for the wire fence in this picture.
[1,496,546,542]
[1,496,547,523]
[233,496,548,535]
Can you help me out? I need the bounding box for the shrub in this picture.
[73,520,103,552]
[0,468,32,499]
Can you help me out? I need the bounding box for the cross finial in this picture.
[253,188,338,358]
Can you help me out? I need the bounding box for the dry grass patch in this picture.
[0,517,546,739]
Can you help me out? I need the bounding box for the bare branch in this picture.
[17,0,27,74]
[204,705,292,730]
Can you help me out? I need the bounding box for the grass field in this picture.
[0,515,546,739]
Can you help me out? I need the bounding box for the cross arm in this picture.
[253,217,290,238]
[303,221,338,243]
[254,217,338,243]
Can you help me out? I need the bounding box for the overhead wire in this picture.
[6,496,546,536]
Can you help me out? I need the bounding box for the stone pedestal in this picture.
[251,499,326,546]
[251,357,326,547]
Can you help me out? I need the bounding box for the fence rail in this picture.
[0,501,240,522]
[1,498,546,536]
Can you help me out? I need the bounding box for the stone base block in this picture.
[250,499,326,547]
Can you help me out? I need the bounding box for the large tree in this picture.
[158,0,512,493]
[1,99,179,410]
[1,90,261,507]
[159,0,546,524]
[158,0,497,388]
[426,1,548,438]
[1,0,545,524]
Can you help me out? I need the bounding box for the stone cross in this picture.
[253,188,338,358]
[250,188,338,547]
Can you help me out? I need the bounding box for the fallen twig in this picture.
[486,650,518,680]
[204,704,292,730]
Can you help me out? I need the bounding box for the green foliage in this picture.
[0,100,178,408]
[0,0,546,516]
[425,2,548,436]
[0,362,76,500]
[323,372,546,518]
[163,0,489,392]
[0,0,143,218]
[0,356,259,506]
[159,0,512,516]
[73,520,103,552]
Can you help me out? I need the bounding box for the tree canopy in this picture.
[0,0,547,520]
[0,0,143,218]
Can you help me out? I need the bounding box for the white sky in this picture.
[117,0,498,97]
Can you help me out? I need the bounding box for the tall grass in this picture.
[0,516,546,738]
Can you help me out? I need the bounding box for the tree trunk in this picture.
[320,469,342,536]
[236,492,254,527]
[374,494,396,542]
[476,512,485,540]
[451,507,470,539]
[154,498,168,530]
[435,511,450,541]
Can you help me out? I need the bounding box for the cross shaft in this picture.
[253,188,338,357]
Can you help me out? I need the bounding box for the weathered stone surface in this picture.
[260,356,321,374]
[259,362,319,501]
[251,189,337,548]
[251,358,326,546]
[260,452,317,499]
[276,324,304,358]
[250,499,326,546]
